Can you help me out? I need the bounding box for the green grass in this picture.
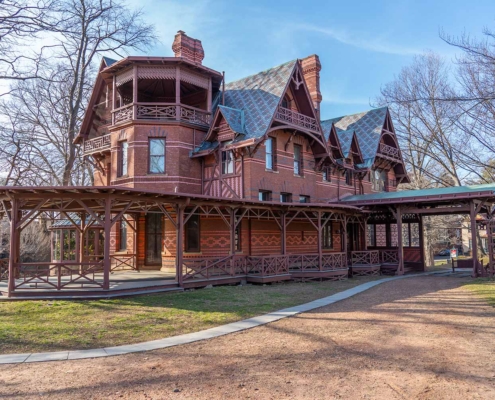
[463,278,495,307]
[0,276,380,354]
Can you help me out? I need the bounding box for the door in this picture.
[145,213,163,265]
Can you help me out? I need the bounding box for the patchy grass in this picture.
[463,278,495,307]
[0,276,381,354]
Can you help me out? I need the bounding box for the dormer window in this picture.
[221,141,234,175]
[371,169,387,191]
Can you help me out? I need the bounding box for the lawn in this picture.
[463,278,495,307]
[0,276,381,354]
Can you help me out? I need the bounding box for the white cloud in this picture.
[295,23,421,56]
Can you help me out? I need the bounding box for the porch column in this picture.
[112,74,116,125]
[281,211,287,255]
[103,197,111,290]
[175,67,181,121]
[419,215,425,272]
[176,205,185,286]
[396,206,404,275]
[470,201,479,277]
[7,198,19,297]
[342,216,348,261]
[317,212,322,271]
[79,212,86,265]
[132,65,138,119]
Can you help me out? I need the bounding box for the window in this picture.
[221,149,234,175]
[280,192,292,203]
[323,168,330,182]
[149,138,166,174]
[322,223,333,249]
[265,137,276,170]
[376,224,387,247]
[118,141,128,177]
[371,169,387,191]
[259,190,271,201]
[235,224,242,251]
[299,195,310,203]
[345,170,353,186]
[119,218,127,251]
[281,96,290,109]
[294,144,302,175]
[185,214,200,252]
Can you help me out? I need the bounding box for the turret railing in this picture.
[112,102,211,126]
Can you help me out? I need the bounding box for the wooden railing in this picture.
[380,249,399,264]
[0,259,8,281]
[288,254,319,271]
[83,133,111,156]
[110,254,138,272]
[351,251,380,266]
[111,102,210,126]
[322,252,347,270]
[183,255,246,281]
[13,262,104,290]
[379,143,400,159]
[246,255,289,277]
[274,106,320,133]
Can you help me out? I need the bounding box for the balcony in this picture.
[379,143,400,159]
[112,103,211,126]
[83,133,111,156]
[274,106,321,134]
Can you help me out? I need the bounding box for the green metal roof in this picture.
[341,183,495,205]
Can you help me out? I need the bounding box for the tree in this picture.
[0,0,157,185]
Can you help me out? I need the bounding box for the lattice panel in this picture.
[367,224,375,247]
[138,66,176,80]
[180,69,209,89]
[116,68,134,86]
[410,223,420,247]
[402,224,410,247]
[390,223,398,247]
[376,224,387,247]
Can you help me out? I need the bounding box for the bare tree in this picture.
[0,0,157,185]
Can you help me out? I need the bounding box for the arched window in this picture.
[281,95,290,109]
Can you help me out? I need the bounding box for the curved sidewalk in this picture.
[0,273,431,365]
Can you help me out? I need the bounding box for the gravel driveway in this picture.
[1,275,494,399]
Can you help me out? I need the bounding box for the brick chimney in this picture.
[172,30,205,64]
[300,55,322,117]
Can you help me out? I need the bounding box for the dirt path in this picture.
[1,276,494,400]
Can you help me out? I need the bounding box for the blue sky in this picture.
[128,0,494,119]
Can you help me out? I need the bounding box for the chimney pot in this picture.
[172,31,205,65]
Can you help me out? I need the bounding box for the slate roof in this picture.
[321,107,388,168]
[102,56,118,67]
[195,59,297,153]
[218,105,246,135]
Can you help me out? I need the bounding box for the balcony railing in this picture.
[379,143,400,159]
[274,106,321,133]
[111,103,211,126]
[83,133,111,156]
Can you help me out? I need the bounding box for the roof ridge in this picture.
[225,59,297,87]
[321,106,388,124]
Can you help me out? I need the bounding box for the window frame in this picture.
[293,144,302,176]
[119,218,127,251]
[148,138,166,174]
[258,190,272,201]
[299,195,310,203]
[221,142,235,175]
[118,140,128,177]
[322,222,333,249]
[280,192,292,203]
[265,137,276,170]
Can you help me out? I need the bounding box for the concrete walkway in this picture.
[0,273,435,365]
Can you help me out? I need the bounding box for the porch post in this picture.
[396,206,404,275]
[112,74,116,125]
[79,212,86,265]
[470,201,479,277]
[175,67,181,121]
[7,198,19,297]
[363,217,368,250]
[103,197,111,290]
[176,205,184,286]
[317,211,322,271]
[132,65,138,119]
[419,215,425,272]
[342,216,348,259]
[281,211,287,255]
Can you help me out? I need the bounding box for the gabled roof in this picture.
[217,105,246,135]
[102,57,118,67]
[322,107,388,166]
[221,59,297,141]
